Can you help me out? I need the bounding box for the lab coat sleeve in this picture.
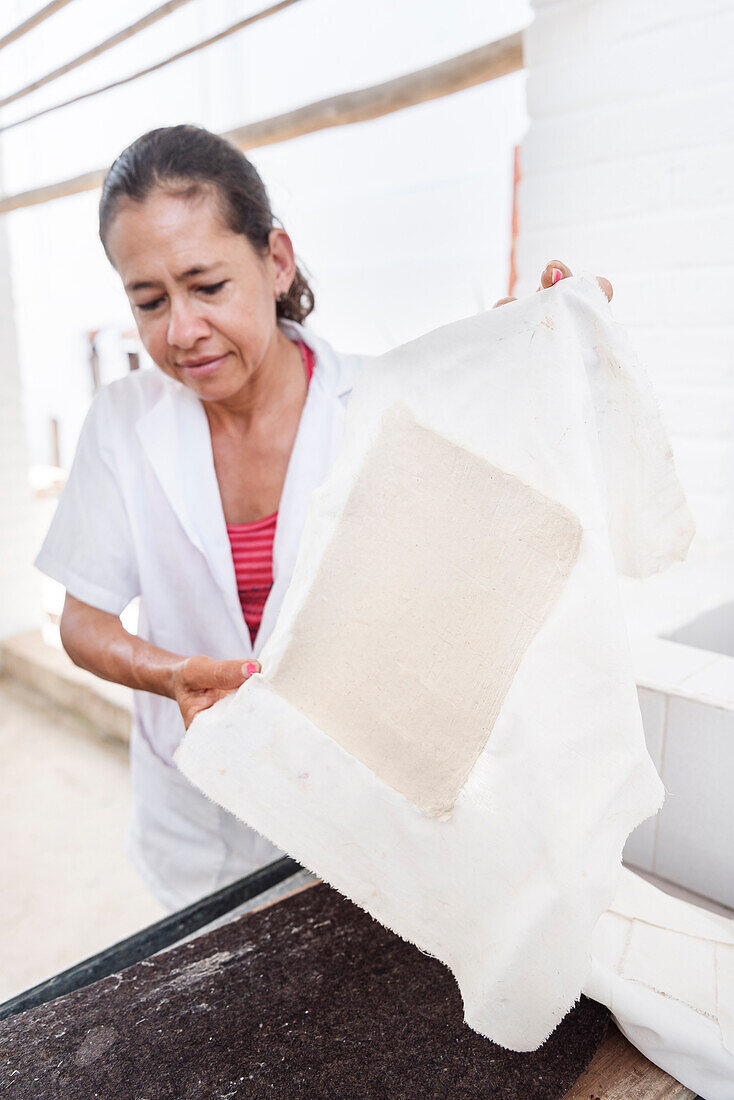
[35,388,141,616]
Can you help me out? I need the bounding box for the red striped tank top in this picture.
[227,340,315,645]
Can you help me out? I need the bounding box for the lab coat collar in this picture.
[278,317,355,398]
[135,322,356,653]
[136,381,247,641]
[257,319,355,650]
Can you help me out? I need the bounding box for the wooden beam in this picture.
[0,0,75,52]
[0,168,108,214]
[224,34,523,150]
[0,0,196,111]
[0,0,306,136]
[0,34,523,216]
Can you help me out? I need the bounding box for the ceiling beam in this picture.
[0,33,523,217]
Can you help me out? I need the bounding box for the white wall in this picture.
[0,145,39,637]
[517,0,734,551]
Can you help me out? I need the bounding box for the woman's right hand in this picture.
[171,655,260,730]
[59,593,260,730]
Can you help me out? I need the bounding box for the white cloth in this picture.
[176,275,694,1051]
[585,868,734,1099]
[35,319,369,910]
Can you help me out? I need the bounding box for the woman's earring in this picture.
[277,290,287,303]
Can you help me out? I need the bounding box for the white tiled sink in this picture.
[621,550,734,908]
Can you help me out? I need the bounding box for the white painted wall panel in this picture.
[526,13,734,116]
[0,151,40,637]
[516,211,734,271]
[521,152,734,228]
[521,0,734,550]
[523,85,734,174]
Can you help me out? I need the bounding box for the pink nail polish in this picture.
[552,267,563,284]
[245,662,259,676]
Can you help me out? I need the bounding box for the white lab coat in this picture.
[35,319,370,910]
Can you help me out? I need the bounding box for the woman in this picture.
[36,125,613,911]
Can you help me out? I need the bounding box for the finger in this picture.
[492,296,517,308]
[540,260,573,289]
[181,700,197,730]
[242,660,261,678]
[597,276,613,302]
[182,697,215,730]
[204,658,250,691]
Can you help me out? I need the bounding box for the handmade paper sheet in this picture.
[272,407,582,818]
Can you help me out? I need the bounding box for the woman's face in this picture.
[105,186,295,402]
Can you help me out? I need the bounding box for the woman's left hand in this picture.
[493,260,613,308]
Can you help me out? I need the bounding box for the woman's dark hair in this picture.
[99,124,314,324]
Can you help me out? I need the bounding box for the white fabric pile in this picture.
[588,868,734,1097]
[177,276,732,1091]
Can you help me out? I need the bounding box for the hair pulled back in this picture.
[99,124,314,324]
